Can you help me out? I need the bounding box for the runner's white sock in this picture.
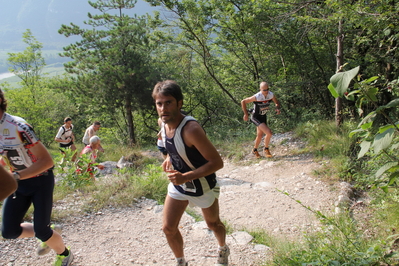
[176,257,186,264]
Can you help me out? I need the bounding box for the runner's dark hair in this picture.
[0,89,7,111]
[152,80,183,103]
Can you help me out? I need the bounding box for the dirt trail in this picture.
[0,133,339,266]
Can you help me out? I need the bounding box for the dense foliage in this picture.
[2,0,397,147]
[329,66,399,191]
[1,2,398,264]
[57,0,165,146]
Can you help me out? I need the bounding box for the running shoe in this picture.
[176,258,188,266]
[264,147,273,158]
[215,246,230,266]
[252,148,261,158]
[37,224,63,256]
[54,249,73,266]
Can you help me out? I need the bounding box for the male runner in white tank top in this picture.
[153,80,229,266]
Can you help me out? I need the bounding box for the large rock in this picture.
[117,156,134,169]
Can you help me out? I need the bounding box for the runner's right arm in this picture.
[54,127,66,142]
[241,96,256,121]
[16,142,54,180]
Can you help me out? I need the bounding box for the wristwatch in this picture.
[13,172,21,181]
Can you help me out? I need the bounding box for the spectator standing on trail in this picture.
[153,80,229,266]
[54,117,76,161]
[241,81,281,158]
[0,165,17,201]
[82,121,104,152]
[0,89,73,266]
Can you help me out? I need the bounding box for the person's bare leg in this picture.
[202,199,229,265]
[258,123,272,148]
[162,195,189,258]
[45,231,67,254]
[20,223,66,254]
[258,123,273,157]
[71,144,77,162]
[253,127,263,150]
[201,199,226,247]
[18,223,35,238]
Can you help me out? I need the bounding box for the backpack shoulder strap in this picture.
[174,116,196,170]
[161,116,197,170]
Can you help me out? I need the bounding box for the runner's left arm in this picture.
[272,95,281,115]
[16,142,54,180]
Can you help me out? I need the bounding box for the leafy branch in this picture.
[328,66,399,190]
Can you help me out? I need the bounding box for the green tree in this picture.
[147,0,339,123]
[4,30,79,145]
[329,66,399,191]
[147,0,241,105]
[1,81,79,146]
[291,0,399,124]
[147,0,399,128]
[7,29,46,103]
[58,0,162,146]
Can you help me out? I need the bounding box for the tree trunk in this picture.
[125,98,136,146]
[335,19,344,127]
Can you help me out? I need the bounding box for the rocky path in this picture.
[0,133,339,266]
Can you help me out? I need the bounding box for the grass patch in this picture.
[211,124,257,163]
[52,163,169,217]
[185,207,204,222]
[47,141,166,220]
[294,120,355,181]
[260,188,399,265]
[266,212,397,265]
[223,220,235,236]
[248,228,279,246]
[295,120,355,157]
[369,190,399,237]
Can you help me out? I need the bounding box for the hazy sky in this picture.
[0,0,160,50]
[0,0,162,75]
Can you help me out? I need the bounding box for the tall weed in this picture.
[267,192,399,265]
[55,148,98,189]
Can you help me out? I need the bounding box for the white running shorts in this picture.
[168,182,220,208]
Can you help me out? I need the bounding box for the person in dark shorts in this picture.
[241,81,281,158]
[0,89,73,266]
[153,80,229,266]
[55,117,77,160]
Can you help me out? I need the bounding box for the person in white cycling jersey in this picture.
[0,89,73,266]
